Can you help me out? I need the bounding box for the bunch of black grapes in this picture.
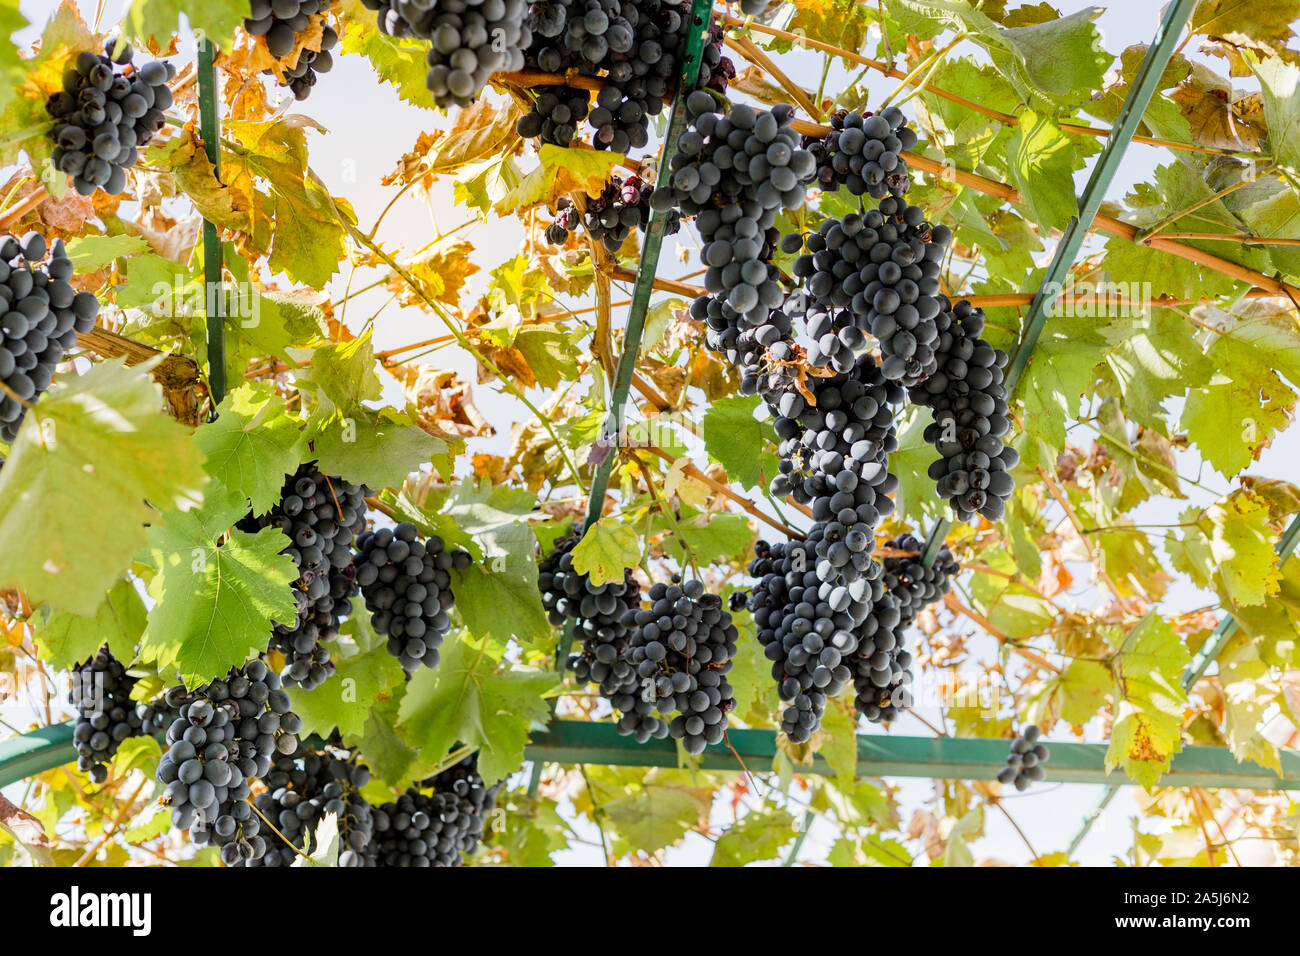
[46,40,174,196]
[239,463,368,690]
[661,93,815,391]
[245,0,340,101]
[747,536,875,743]
[998,725,1049,790]
[0,233,99,442]
[847,533,958,724]
[355,522,472,672]
[544,174,679,250]
[622,577,738,754]
[155,660,302,865]
[243,746,375,866]
[69,647,144,783]
[360,0,531,108]
[766,352,901,531]
[785,196,951,383]
[372,751,500,866]
[518,0,734,151]
[806,107,916,199]
[908,298,1017,523]
[537,528,656,739]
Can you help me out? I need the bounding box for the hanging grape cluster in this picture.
[239,463,368,690]
[747,537,871,742]
[806,107,916,199]
[0,234,99,443]
[847,533,957,724]
[355,522,472,672]
[997,725,1050,790]
[786,198,952,383]
[46,41,174,196]
[244,746,375,867]
[538,528,652,734]
[372,751,499,866]
[360,0,530,108]
[544,174,679,251]
[245,0,340,101]
[662,93,816,390]
[621,577,738,754]
[517,0,733,153]
[69,647,144,784]
[155,660,302,865]
[909,298,1017,523]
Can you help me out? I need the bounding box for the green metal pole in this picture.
[530,0,712,798]
[1183,512,1300,691]
[1066,784,1118,858]
[197,37,226,412]
[0,722,76,790]
[9,717,1300,791]
[1003,0,1198,387]
[920,0,1198,565]
[579,0,712,536]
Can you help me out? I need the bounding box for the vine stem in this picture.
[942,592,1060,673]
[640,444,805,540]
[634,453,701,577]
[0,186,50,233]
[724,34,823,120]
[1036,466,1141,617]
[72,778,148,867]
[609,267,1286,309]
[717,17,1256,158]
[246,797,314,864]
[1134,166,1277,241]
[991,798,1040,862]
[304,168,588,493]
[878,33,967,110]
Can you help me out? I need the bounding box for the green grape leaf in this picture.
[396,633,559,785]
[499,144,624,211]
[0,359,207,616]
[702,395,774,490]
[32,576,147,671]
[291,642,406,739]
[1105,615,1190,790]
[571,517,642,586]
[1004,110,1080,233]
[124,0,246,51]
[653,508,755,568]
[138,483,300,686]
[336,0,435,110]
[194,385,302,516]
[64,235,151,272]
[1217,631,1282,775]
[352,696,420,787]
[891,406,946,524]
[601,782,712,857]
[1168,490,1283,610]
[307,405,443,492]
[292,331,385,413]
[710,807,796,866]
[0,1,28,118]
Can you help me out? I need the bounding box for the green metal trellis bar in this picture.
[1183,513,1300,691]
[578,0,713,541]
[918,0,1200,570]
[527,0,712,799]
[1068,512,1300,856]
[7,718,1300,792]
[197,38,225,411]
